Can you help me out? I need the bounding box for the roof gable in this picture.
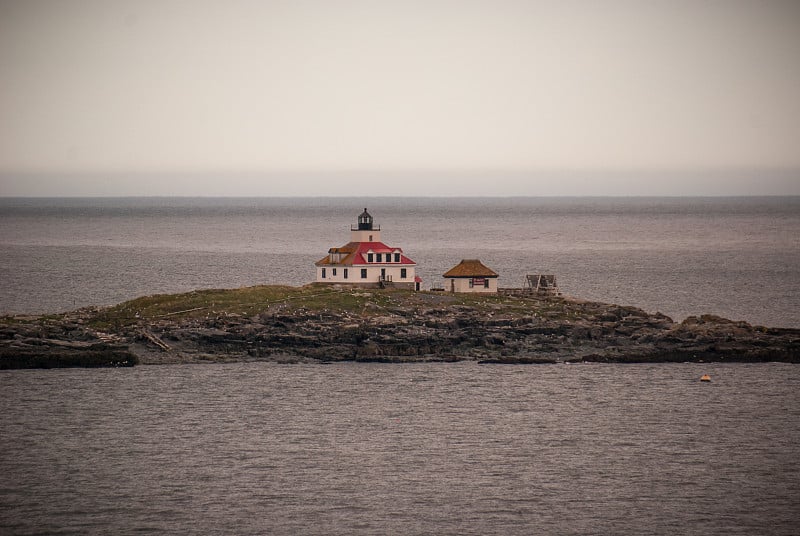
[443,259,498,278]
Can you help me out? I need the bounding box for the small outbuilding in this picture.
[443,259,498,293]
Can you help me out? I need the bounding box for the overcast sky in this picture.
[1,0,799,196]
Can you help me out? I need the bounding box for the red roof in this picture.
[316,241,416,266]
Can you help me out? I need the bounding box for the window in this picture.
[376,253,382,262]
[344,268,348,279]
[367,253,374,262]
[469,279,474,288]
[394,253,400,262]
[401,268,407,279]
[321,268,326,278]
[361,268,368,279]
[332,268,337,276]
[484,280,490,288]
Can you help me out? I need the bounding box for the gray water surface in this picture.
[1,362,798,535]
[1,197,798,327]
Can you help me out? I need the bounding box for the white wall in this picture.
[445,277,498,293]
[317,265,415,284]
[349,229,382,243]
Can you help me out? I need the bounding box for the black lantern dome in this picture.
[357,208,373,230]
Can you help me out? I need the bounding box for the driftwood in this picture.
[140,329,170,351]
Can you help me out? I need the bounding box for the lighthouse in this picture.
[315,209,419,289]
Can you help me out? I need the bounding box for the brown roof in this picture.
[443,259,498,278]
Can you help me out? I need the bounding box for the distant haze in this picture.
[1,0,799,196]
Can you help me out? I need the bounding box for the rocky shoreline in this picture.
[1,286,798,368]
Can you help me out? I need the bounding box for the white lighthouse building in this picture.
[315,209,419,290]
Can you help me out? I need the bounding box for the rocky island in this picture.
[1,285,798,369]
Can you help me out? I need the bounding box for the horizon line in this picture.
[2,194,799,200]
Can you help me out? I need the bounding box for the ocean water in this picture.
[1,362,798,535]
[1,196,798,327]
[1,198,799,534]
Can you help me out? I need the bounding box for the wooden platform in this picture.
[526,274,560,295]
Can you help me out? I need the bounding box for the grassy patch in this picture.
[88,285,309,327]
[79,285,569,328]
